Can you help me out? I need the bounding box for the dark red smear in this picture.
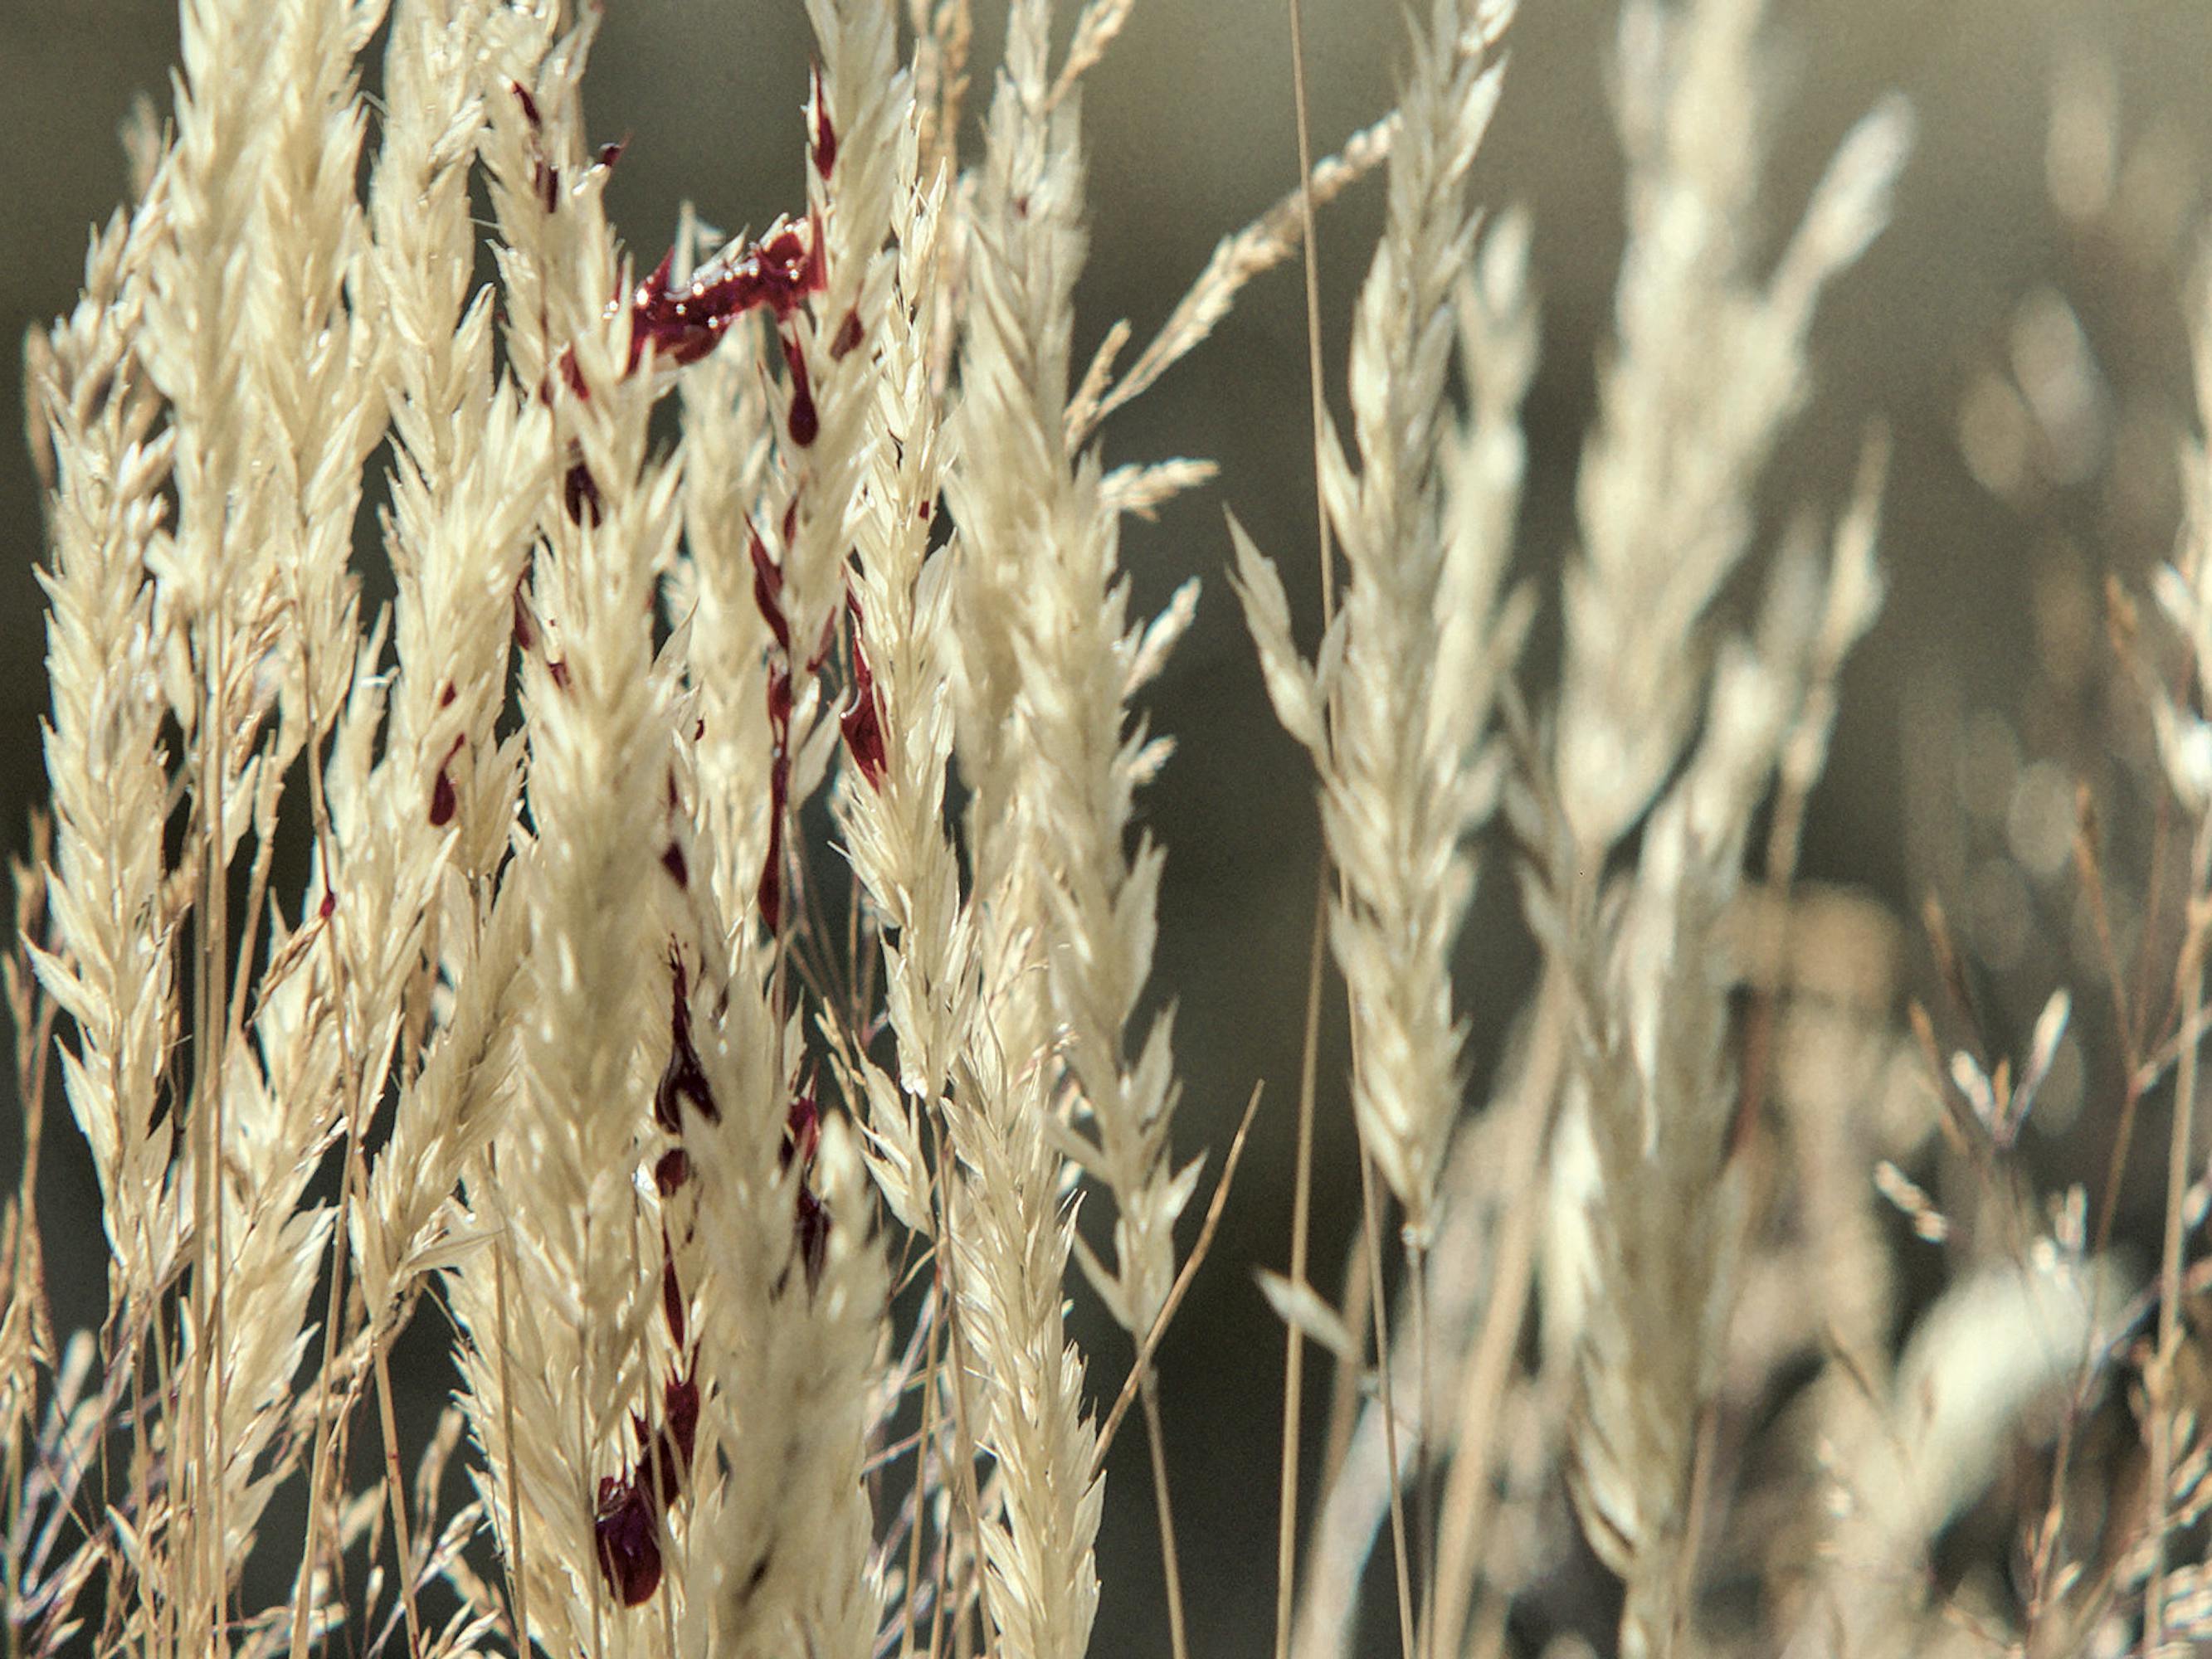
[782,1082,821,1171]
[794,1185,829,1292]
[660,841,689,888]
[626,221,822,372]
[781,497,799,547]
[660,1254,685,1345]
[511,81,542,131]
[830,306,864,361]
[438,680,457,708]
[783,334,819,446]
[596,1359,699,1606]
[513,577,536,650]
[558,345,589,401]
[593,1477,661,1606]
[597,139,626,171]
[780,1082,829,1293]
[563,459,602,526]
[548,658,572,692]
[810,63,838,181]
[641,1374,699,1498]
[748,523,791,654]
[767,660,794,735]
[318,889,337,921]
[758,801,786,937]
[655,956,717,1131]
[534,158,559,215]
[429,732,466,827]
[628,1411,682,1507]
[777,215,829,307]
[654,1147,691,1196]
[840,601,887,787]
[663,1374,699,1476]
[758,665,792,935]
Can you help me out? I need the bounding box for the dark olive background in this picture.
[4,1,2210,1653]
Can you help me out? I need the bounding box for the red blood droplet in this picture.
[654,1147,692,1195]
[558,346,589,401]
[758,667,792,936]
[758,786,786,934]
[810,63,838,181]
[794,1186,829,1293]
[840,605,887,787]
[593,1477,662,1606]
[511,81,543,131]
[782,1084,821,1170]
[626,218,823,373]
[563,459,602,526]
[748,523,791,654]
[655,957,717,1129]
[660,1257,685,1345]
[767,662,794,734]
[661,1374,699,1481]
[428,728,466,826]
[783,335,818,446]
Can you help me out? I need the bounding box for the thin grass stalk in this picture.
[1274,0,1333,1635]
[1275,876,1328,1659]
[2148,820,2212,1655]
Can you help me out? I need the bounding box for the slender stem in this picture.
[1428,979,1564,1659]
[2146,818,2212,1656]
[1277,0,1338,1647]
[2,868,52,1659]
[1093,1085,1264,1477]
[1409,1244,1435,1659]
[923,1111,990,1659]
[1274,878,1328,1659]
[1318,1226,1371,1504]
[1140,1376,1191,1659]
[1359,1153,1415,1659]
[494,1203,534,1657]
[1286,0,1334,628]
[192,625,232,1657]
[373,1335,425,1659]
[290,634,406,1659]
[900,1279,943,1659]
[1671,1395,1722,1657]
[2029,804,2141,1630]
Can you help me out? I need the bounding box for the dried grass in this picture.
[12,3,2212,1658]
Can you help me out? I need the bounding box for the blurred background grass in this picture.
[5,0,2212,1652]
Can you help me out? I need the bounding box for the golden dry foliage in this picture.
[13,3,2212,1659]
